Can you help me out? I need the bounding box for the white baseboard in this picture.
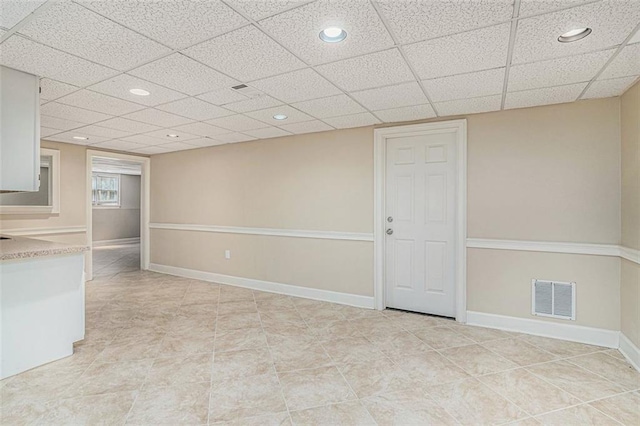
[466,311,619,348]
[93,237,140,247]
[619,333,640,372]
[149,263,375,309]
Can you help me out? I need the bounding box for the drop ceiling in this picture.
[0,0,638,155]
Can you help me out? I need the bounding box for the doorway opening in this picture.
[86,151,150,281]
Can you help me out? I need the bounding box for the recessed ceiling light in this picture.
[167,134,179,138]
[273,114,288,120]
[129,88,150,96]
[558,28,592,43]
[72,136,88,140]
[319,27,347,43]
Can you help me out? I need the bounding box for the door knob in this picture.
[386,228,393,235]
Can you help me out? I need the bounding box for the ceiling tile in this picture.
[0,0,46,29]
[122,108,195,128]
[40,102,113,124]
[18,1,170,70]
[243,127,293,139]
[88,74,188,107]
[434,94,502,116]
[583,76,639,99]
[512,1,640,64]
[323,112,380,129]
[259,0,394,65]
[350,82,428,111]
[518,0,592,17]
[599,43,640,80]
[292,94,365,118]
[39,79,78,101]
[40,115,87,131]
[197,88,250,105]
[47,132,109,145]
[206,114,270,131]
[143,129,201,142]
[251,68,342,103]
[227,0,310,20]
[184,25,306,82]
[316,48,415,92]
[131,145,173,155]
[129,53,239,96]
[97,117,161,133]
[278,120,335,134]
[121,134,167,146]
[41,127,61,138]
[224,95,284,113]
[423,68,505,102]
[404,23,511,79]
[90,140,145,152]
[375,0,513,45]
[508,49,612,92]
[154,142,200,152]
[629,28,640,45]
[246,105,314,125]
[213,132,257,143]
[184,137,226,147]
[0,36,116,86]
[173,122,232,138]
[505,83,587,109]
[79,0,247,50]
[72,125,129,140]
[156,97,234,121]
[374,104,436,123]
[56,90,146,116]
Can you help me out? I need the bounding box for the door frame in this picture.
[373,119,467,322]
[85,150,151,281]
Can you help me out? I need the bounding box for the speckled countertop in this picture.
[0,235,88,261]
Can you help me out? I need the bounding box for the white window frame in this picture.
[92,172,121,208]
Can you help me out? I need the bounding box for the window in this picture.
[92,173,120,207]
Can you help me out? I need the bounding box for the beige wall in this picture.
[0,140,87,245]
[151,98,623,331]
[620,81,640,346]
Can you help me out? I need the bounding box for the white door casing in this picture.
[374,120,467,321]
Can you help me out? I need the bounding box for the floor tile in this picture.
[126,382,210,424]
[212,349,274,379]
[209,372,287,422]
[534,404,619,425]
[41,390,137,425]
[269,340,334,372]
[411,326,475,349]
[362,388,457,425]
[518,335,604,358]
[321,337,388,364]
[215,327,268,352]
[568,352,640,391]
[366,330,433,358]
[527,360,627,402]
[441,344,519,376]
[483,338,557,366]
[427,378,527,425]
[278,366,357,411]
[67,359,153,397]
[479,368,581,416]
[159,331,215,356]
[589,391,640,425]
[337,358,417,398]
[145,353,213,387]
[290,401,376,425]
[400,350,469,386]
[216,312,262,331]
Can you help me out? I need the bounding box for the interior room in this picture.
[0,0,638,424]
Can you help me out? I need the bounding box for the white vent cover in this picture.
[531,279,576,320]
[231,84,264,99]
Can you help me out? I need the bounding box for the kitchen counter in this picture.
[0,236,86,379]
[0,235,88,261]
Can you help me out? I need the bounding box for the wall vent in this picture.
[531,279,576,320]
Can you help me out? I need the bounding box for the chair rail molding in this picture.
[149,222,374,242]
[467,238,638,264]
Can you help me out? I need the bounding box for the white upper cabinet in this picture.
[0,66,41,192]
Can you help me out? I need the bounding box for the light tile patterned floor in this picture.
[1,270,639,425]
[92,243,140,278]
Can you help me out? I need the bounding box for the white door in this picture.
[385,129,457,317]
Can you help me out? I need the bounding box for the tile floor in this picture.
[1,270,639,425]
[92,243,140,278]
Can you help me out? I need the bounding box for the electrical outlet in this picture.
[225,250,231,260]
